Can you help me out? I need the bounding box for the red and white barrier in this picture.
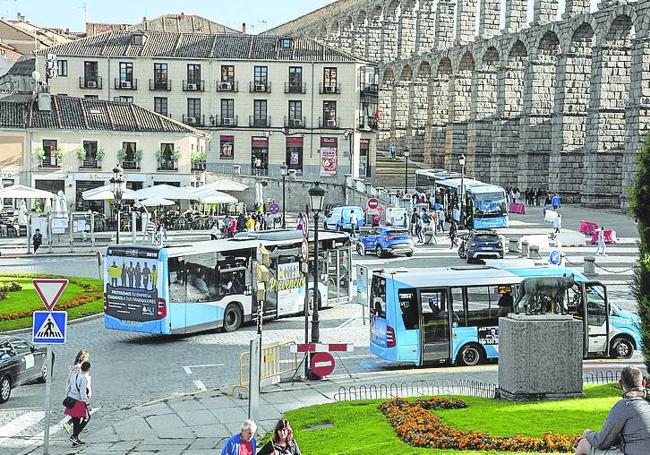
[290,343,354,353]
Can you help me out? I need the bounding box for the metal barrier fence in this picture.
[334,379,497,402]
[238,341,298,390]
[583,370,622,384]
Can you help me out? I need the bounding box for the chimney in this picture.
[242,22,247,34]
[17,12,25,22]
[37,92,52,112]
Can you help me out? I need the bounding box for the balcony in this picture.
[211,115,239,127]
[284,116,306,128]
[80,157,101,169]
[149,79,172,91]
[249,115,271,128]
[191,161,207,172]
[122,159,140,170]
[182,114,205,127]
[284,82,306,94]
[79,76,102,89]
[358,115,379,131]
[157,160,178,171]
[361,83,379,98]
[249,81,271,93]
[183,80,205,92]
[216,80,239,92]
[114,78,137,90]
[39,156,59,168]
[319,83,341,94]
[319,117,339,129]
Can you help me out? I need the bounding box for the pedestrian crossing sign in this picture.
[32,311,67,344]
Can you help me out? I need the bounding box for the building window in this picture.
[221,99,234,123]
[81,141,99,168]
[84,95,99,99]
[153,63,168,89]
[323,101,337,127]
[289,100,302,125]
[253,100,267,127]
[187,98,201,125]
[1,179,14,208]
[280,38,292,49]
[119,62,133,83]
[324,67,338,87]
[251,136,269,176]
[187,64,201,83]
[288,67,302,93]
[84,61,98,82]
[220,135,234,160]
[254,66,268,84]
[42,139,58,167]
[159,143,175,170]
[360,139,371,177]
[57,60,68,77]
[286,137,303,172]
[221,65,235,83]
[115,96,133,104]
[154,97,168,116]
[122,141,138,169]
[131,33,144,46]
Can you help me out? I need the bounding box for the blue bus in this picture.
[103,231,351,335]
[369,264,641,366]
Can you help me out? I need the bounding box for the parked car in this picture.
[461,229,505,263]
[0,336,49,404]
[357,227,414,258]
[323,206,366,231]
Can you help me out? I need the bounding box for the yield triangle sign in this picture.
[33,279,68,311]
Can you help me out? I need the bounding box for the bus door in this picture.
[326,248,350,304]
[419,288,451,364]
[581,281,610,357]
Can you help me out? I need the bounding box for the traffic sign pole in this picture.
[43,347,52,455]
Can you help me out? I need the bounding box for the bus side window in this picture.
[185,253,217,302]
[169,258,186,303]
[467,286,497,326]
[451,287,465,326]
[370,275,386,319]
[398,289,419,329]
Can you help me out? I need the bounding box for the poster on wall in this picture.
[320,137,338,176]
[220,135,234,160]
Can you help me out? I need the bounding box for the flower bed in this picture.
[380,397,578,453]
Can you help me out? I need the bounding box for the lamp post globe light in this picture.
[280,162,288,229]
[308,182,325,349]
[459,154,466,227]
[403,147,410,193]
[111,165,126,244]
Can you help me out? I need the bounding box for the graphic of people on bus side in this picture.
[107,258,158,291]
[142,263,151,290]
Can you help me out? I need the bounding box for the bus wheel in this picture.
[376,246,384,258]
[457,344,483,367]
[356,243,365,255]
[223,304,242,332]
[611,337,634,359]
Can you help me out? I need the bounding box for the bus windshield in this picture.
[473,192,507,217]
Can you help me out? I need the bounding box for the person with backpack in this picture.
[63,350,90,436]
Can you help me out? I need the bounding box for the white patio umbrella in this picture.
[17,200,27,225]
[44,198,52,214]
[82,187,139,201]
[201,179,248,192]
[196,190,237,204]
[0,184,56,199]
[134,184,197,201]
[140,197,175,207]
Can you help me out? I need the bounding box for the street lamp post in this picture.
[404,148,410,193]
[344,130,353,176]
[308,182,325,348]
[110,166,126,244]
[459,154,466,227]
[280,162,288,229]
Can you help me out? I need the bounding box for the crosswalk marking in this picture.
[0,411,44,445]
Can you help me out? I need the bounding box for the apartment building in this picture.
[37,31,378,181]
[0,93,208,212]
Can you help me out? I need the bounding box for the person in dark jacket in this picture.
[574,366,650,455]
[258,419,301,455]
[32,229,42,253]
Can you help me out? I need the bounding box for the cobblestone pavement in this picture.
[0,204,641,453]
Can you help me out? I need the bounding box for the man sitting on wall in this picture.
[575,366,650,455]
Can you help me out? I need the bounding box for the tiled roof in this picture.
[6,57,35,76]
[0,95,206,135]
[39,31,364,63]
[132,14,240,35]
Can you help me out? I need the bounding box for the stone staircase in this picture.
[369,151,425,192]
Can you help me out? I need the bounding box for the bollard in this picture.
[584,256,597,277]
[520,240,529,258]
[508,238,519,254]
[528,244,541,259]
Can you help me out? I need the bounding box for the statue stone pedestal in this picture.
[497,314,584,401]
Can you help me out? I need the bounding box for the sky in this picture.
[0,0,337,33]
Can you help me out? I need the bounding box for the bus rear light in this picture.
[157,298,167,319]
[386,326,396,348]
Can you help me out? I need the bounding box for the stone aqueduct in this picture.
[267,0,650,206]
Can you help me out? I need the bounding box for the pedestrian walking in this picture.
[258,419,302,455]
[428,212,438,245]
[596,226,607,256]
[415,214,424,244]
[448,219,458,249]
[349,210,358,238]
[63,350,90,436]
[32,228,42,253]
[553,214,562,234]
[438,209,446,232]
[63,361,92,447]
[210,222,220,240]
[220,419,257,455]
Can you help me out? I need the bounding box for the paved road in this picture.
[0,205,641,453]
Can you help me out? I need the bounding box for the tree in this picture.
[630,133,650,371]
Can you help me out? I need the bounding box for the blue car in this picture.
[357,227,414,258]
[461,229,505,263]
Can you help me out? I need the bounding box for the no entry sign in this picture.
[368,198,380,210]
[310,352,336,377]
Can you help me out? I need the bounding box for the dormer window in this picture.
[131,33,144,46]
[280,38,292,49]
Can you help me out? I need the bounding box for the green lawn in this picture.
[0,275,104,332]
[280,384,620,455]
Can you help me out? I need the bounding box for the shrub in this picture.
[380,397,578,453]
